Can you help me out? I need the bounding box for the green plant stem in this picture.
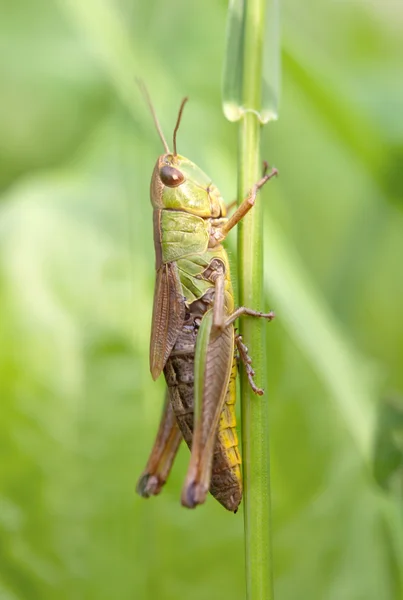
[238,0,273,599]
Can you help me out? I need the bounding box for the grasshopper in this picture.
[136,86,277,512]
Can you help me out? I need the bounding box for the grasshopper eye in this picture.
[159,166,185,187]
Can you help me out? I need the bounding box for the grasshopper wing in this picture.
[181,309,235,508]
[149,262,186,380]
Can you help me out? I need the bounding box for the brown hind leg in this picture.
[137,390,182,498]
[181,305,234,510]
[181,266,275,510]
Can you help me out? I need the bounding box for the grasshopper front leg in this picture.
[209,165,278,247]
[224,161,274,215]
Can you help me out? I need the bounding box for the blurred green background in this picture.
[1,0,403,598]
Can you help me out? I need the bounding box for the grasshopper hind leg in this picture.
[181,262,275,511]
[136,390,182,498]
[180,308,235,510]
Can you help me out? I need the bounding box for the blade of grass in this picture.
[223,0,280,123]
[223,0,280,596]
[230,0,276,598]
[239,106,274,600]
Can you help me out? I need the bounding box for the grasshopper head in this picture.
[141,89,226,217]
[150,153,226,218]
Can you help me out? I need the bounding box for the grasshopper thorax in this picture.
[150,153,226,219]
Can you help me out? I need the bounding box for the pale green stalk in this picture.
[237,1,273,599]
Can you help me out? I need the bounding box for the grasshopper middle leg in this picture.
[235,334,264,395]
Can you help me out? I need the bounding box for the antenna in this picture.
[173,97,188,156]
[137,79,170,154]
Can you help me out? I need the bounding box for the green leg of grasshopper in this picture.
[137,390,182,498]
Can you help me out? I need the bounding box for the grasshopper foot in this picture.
[235,335,265,395]
[181,480,208,509]
[136,473,164,498]
[255,164,278,192]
